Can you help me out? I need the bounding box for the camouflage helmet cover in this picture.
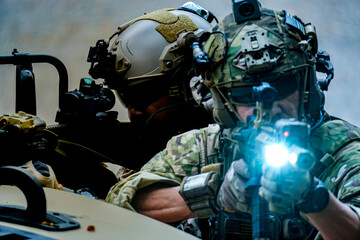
[203,8,319,127]
[206,8,312,89]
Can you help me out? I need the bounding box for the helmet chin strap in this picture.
[301,62,326,129]
[310,109,325,131]
[299,67,309,123]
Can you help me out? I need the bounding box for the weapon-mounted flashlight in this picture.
[265,144,314,170]
[264,119,315,170]
[264,144,288,167]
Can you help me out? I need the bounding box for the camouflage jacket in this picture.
[106,118,360,235]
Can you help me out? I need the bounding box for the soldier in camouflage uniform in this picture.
[106,5,360,240]
[56,3,216,172]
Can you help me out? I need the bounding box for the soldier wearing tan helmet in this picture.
[18,3,218,201]
[105,1,360,239]
[61,2,218,171]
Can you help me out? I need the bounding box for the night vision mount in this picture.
[87,39,117,88]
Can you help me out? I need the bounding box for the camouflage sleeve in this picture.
[105,126,215,210]
[105,171,179,211]
[319,140,360,216]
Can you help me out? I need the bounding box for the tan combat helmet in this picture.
[201,6,333,128]
[88,2,216,111]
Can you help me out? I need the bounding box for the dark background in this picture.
[1,0,359,126]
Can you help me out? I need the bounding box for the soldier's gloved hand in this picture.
[216,159,251,214]
[260,163,313,212]
[21,160,63,190]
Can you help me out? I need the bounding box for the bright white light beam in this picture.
[264,144,289,167]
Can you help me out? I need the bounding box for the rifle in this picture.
[232,82,315,239]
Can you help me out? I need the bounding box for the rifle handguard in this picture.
[179,171,220,218]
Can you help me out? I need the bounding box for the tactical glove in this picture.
[21,160,63,190]
[260,163,313,212]
[216,160,251,214]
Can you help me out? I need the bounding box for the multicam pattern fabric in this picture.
[311,119,360,207]
[106,124,221,210]
[105,118,360,233]
[207,9,309,89]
